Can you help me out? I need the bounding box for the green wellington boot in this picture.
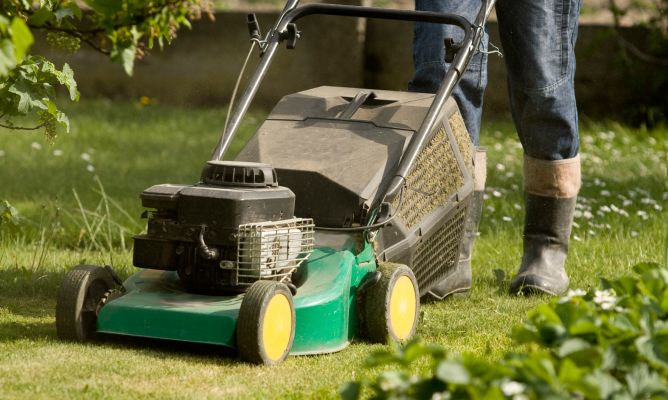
[428,148,486,300]
[510,154,581,296]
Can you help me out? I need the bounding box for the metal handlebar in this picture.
[210,1,493,162]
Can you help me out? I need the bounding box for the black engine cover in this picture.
[133,162,295,293]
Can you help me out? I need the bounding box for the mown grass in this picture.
[0,101,666,399]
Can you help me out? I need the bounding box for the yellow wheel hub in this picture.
[389,275,417,340]
[262,293,293,361]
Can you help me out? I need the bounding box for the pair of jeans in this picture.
[409,0,581,160]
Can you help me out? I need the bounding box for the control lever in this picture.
[247,13,261,41]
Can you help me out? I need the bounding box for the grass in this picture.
[0,100,666,399]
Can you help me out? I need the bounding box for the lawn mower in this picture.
[56,0,495,365]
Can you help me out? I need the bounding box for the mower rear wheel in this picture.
[56,265,116,342]
[237,281,295,365]
[362,263,419,343]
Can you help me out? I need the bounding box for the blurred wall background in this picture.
[34,0,667,124]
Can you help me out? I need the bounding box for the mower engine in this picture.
[133,161,314,294]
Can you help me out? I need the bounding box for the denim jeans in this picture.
[410,0,581,160]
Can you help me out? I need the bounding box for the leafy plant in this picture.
[0,199,22,232]
[343,262,668,399]
[0,0,213,138]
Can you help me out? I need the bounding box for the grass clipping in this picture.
[392,111,473,229]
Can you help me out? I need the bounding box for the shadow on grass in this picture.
[0,321,55,342]
[0,268,65,300]
[98,334,242,366]
[0,293,56,342]
[0,267,242,364]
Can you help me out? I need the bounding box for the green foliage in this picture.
[0,199,21,233]
[344,262,668,399]
[0,0,213,137]
[0,54,78,138]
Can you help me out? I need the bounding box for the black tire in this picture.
[56,265,115,342]
[362,263,420,343]
[236,281,296,365]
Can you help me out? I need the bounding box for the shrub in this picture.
[342,262,668,399]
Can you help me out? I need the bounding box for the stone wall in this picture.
[34,11,664,118]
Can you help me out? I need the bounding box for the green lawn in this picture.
[0,101,666,399]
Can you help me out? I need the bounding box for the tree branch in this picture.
[30,25,112,55]
[607,0,668,66]
[0,122,47,131]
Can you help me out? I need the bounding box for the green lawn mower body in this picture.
[97,239,376,355]
[55,1,495,365]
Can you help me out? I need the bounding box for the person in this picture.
[410,0,582,297]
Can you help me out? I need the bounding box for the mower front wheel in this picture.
[362,263,419,343]
[56,265,116,342]
[237,281,296,365]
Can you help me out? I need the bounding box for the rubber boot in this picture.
[510,155,581,296]
[428,148,486,300]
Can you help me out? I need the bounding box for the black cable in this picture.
[314,184,405,232]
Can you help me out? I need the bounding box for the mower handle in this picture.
[379,0,496,205]
[282,4,472,32]
[210,1,487,162]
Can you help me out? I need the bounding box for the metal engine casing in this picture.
[133,162,296,293]
[236,86,474,296]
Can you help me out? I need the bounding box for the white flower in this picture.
[513,203,521,210]
[0,150,5,157]
[654,204,663,211]
[593,289,617,310]
[496,163,506,172]
[53,149,63,157]
[583,210,593,219]
[600,205,611,213]
[501,381,525,397]
[623,199,632,207]
[81,152,92,162]
[86,164,95,173]
[486,205,495,213]
[559,288,587,303]
[31,142,42,150]
[431,392,450,400]
[573,235,582,242]
[630,231,638,238]
[600,190,611,197]
[492,190,502,198]
[494,143,503,151]
[502,216,512,222]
